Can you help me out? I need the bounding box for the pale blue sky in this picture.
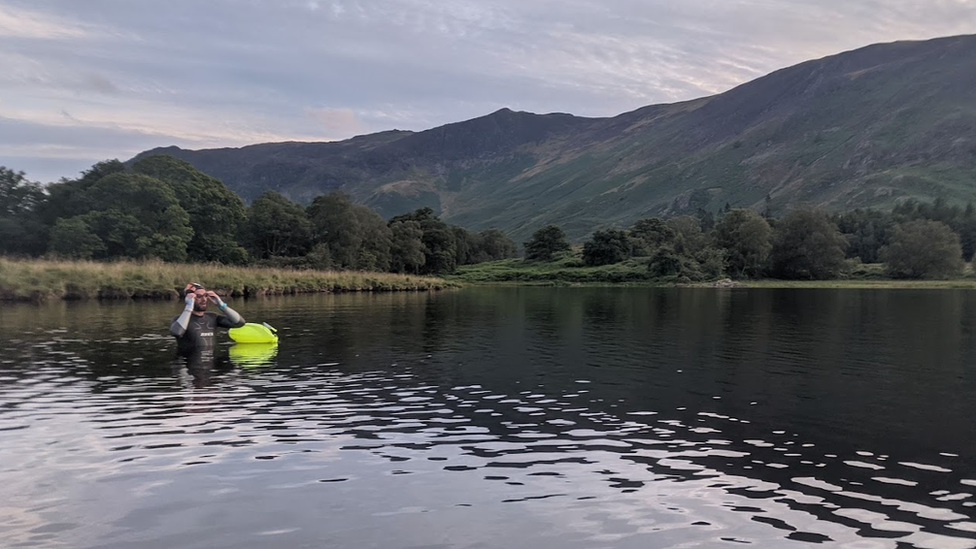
[1,0,974,182]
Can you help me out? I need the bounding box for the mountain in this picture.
[133,34,976,241]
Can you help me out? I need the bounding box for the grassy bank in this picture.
[0,258,457,302]
[450,257,658,285]
[451,257,976,289]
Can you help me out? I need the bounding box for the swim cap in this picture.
[185,282,205,296]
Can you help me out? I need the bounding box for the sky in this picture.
[1,0,974,183]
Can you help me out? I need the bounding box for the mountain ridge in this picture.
[134,34,976,241]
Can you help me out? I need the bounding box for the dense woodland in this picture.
[0,155,972,280]
[0,156,518,275]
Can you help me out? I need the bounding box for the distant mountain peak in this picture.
[130,34,976,241]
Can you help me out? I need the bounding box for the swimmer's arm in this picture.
[218,304,245,327]
[210,293,245,328]
[170,295,195,337]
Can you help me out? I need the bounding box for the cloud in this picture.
[305,107,369,137]
[0,105,329,150]
[0,3,91,39]
[84,73,119,95]
[0,0,973,182]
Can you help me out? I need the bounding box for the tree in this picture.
[0,167,44,217]
[308,191,396,271]
[629,217,675,256]
[242,191,312,259]
[64,172,194,261]
[452,226,475,266]
[307,191,364,269]
[524,225,570,261]
[714,208,772,278]
[420,223,457,274]
[770,208,848,279]
[695,247,727,280]
[33,159,196,261]
[470,229,517,263]
[388,206,459,274]
[959,204,976,262]
[353,205,392,271]
[306,243,333,270]
[647,244,726,281]
[389,220,425,273]
[762,193,773,219]
[37,160,126,228]
[132,155,247,264]
[880,220,963,279]
[663,215,725,279]
[79,159,126,184]
[388,207,430,226]
[696,208,716,231]
[0,167,47,256]
[47,217,106,259]
[582,229,632,266]
[648,245,682,278]
[666,216,708,255]
[833,208,894,263]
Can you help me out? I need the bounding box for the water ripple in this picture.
[3,290,976,549]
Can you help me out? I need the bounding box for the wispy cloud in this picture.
[305,107,369,137]
[0,3,91,39]
[0,0,972,182]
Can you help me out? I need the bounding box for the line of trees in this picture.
[524,201,971,280]
[4,155,972,281]
[0,156,518,274]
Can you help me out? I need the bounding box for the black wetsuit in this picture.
[170,312,239,354]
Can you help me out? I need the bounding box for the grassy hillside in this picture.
[134,35,976,242]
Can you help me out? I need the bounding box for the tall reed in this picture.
[0,257,457,301]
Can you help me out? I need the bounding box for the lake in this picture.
[2,287,976,548]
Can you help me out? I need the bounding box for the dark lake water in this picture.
[2,287,976,548]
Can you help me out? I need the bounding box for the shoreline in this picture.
[455,279,976,289]
[453,277,976,290]
[699,279,976,290]
[451,258,976,289]
[0,258,457,302]
[5,258,975,302]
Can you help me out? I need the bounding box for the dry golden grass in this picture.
[0,257,457,301]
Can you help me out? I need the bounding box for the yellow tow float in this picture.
[229,322,279,344]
